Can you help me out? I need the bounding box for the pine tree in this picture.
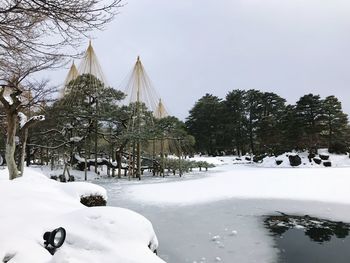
[186,94,224,155]
[279,105,300,152]
[244,89,264,154]
[295,94,324,153]
[31,74,125,172]
[322,96,348,153]
[223,90,248,155]
[256,92,286,155]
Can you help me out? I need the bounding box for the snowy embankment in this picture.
[125,163,350,206]
[188,155,252,166]
[0,168,163,263]
[260,149,350,168]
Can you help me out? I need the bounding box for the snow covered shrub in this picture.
[196,161,205,171]
[80,194,107,207]
[50,175,58,181]
[288,154,301,167]
[319,154,330,160]
[323,161,332,167]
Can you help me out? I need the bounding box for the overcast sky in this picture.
[48,0,350,120]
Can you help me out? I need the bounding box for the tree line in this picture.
[4,74,194,179]
[186,90,349,157]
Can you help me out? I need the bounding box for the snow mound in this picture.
[259,149,350,168]
[0,168,163,263]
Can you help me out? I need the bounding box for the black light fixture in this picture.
[43,227,66,255]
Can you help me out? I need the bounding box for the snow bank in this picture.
[125,165,350,206]
[188,155,251,166]
[0,168,163,263]
[259,149,350,168]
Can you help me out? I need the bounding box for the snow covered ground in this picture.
[4,153,350,263]
[91,155,350,262]
[0,168,163,263]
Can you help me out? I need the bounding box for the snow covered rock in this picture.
[275,160,283,166]
[323,161,332,167]
[320,154,330,161]
[313,157,322,165]
[288,154,301,167]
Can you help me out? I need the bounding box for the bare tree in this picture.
[0,0,123,59]
[0,0,123,179]
[0,72,56,179]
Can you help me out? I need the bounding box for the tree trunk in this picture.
[132,142,136,178]
[136,140,141,180]
[249,119,254,154]
[40,147,43,165]
[94,118,98,174]
[6,113,19,180]
[116,151,122,179]
[19,128,29,175]
[25,134,31,167]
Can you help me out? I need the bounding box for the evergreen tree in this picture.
[256,92,286,155]
[224,90,248,155]
[154,116,195,156]
[294,94,324,152]
[322,96,348,153]
[31,74,125,171]
[244,89,264,154]
[279,105,300,152]
[186,94,224,155]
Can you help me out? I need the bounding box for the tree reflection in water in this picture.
[264,213,350,243]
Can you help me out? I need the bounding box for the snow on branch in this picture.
[70,136,83,142]
[19,114,45,130]
[18,112,28,128]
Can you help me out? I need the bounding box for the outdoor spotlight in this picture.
[43,227,66,255]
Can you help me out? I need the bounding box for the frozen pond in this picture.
[95,179,350,263]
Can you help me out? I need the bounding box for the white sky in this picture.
[46,0,350,120]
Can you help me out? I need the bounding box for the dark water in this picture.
[265,214,350,263]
